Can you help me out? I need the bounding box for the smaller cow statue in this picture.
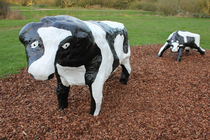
[158,31,205,62]
[19,15,131,116]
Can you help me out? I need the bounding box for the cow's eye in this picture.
[62,43,70,49]
[31,41,39,49]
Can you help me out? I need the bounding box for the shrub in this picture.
[128,1,143,10]
[86,5,101,9]
[179,0,202,14]
[20,0,29,6]
[158,0,179,16]
[38,4,47,8]
[54,0,63,8]
[0,0,25,20]
[55,0,76,8]
[113,0,129,9]
[0,0,10,19]
[141,1,157,13]
[7,10,25,20]
[200,0,210,16]
[194,13,210,18]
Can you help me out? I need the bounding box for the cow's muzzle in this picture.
[29,73,54,80]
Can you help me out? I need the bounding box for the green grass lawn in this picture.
[0,8,209,78]
[0,28,27,77]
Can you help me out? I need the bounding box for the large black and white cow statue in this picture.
[158,31,205,62]
[19,15,131,116]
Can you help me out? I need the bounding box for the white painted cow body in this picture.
[158,31,205,62]
[19,15,131,116]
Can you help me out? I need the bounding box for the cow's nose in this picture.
[29,73,34,79]
[48,73,54,80]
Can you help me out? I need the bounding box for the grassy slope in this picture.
[0,28,27,77]
[121,16,210,47]
[0,9,209,77]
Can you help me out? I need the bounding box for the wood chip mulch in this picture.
[1,44,210,139]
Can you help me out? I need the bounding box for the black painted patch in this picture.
[167,31,185,44]
[45,16,102,69]
[88,85,96,115]
[19,22,45,67]
[84,45,102,86]
[90,21,128,72]
[122,28,129,54]
[56,77,70,109]
[120,64,129,85]
[56,32,96,67]
[186,36,195,43]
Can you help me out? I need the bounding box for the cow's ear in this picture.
[76,32,90,48]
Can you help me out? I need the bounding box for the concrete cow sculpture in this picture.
[19,15,131,116]
[158,31,205,62]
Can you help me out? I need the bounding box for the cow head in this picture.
[19,16,93,81]
[167,40,180,52]
[167,31,185,53]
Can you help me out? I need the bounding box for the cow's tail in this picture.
[122,28,129,54]
[120,27,131,85]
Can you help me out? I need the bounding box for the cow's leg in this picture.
[89,86,96,115]
[189,41,205,55]
[177,47,184,62]
[158,42,170,57]
[56,82,70,109]
[120,58,131,85]
[88,81,103,116]
[198,47,205,55]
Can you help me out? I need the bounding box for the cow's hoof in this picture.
[176,58,181,62]
[201,51,205,55]
[59,104,68,110]
[120,78,127,85]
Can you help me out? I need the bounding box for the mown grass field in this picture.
[0,8,210,77]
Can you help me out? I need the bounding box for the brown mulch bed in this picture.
[1,44,210,139]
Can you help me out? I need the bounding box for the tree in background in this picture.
[199,0,210,15]
[6,0,210,16]
[0,0,10,19]
[179,0,202,14]
[158,0,179,16]
[54,0,135,9]
[113,0,135,9]
[140,0,157,14]
[20,0,29,6]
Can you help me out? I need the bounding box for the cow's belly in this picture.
[56,64,86,87]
